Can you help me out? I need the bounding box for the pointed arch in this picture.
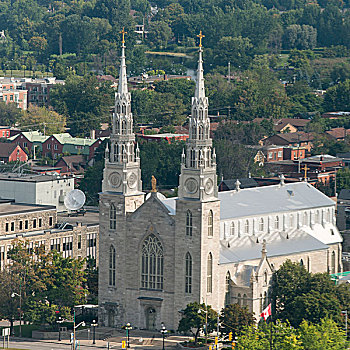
[244,219,249,234]
[186,210,193,236]
[141,234,164,290]
[331,251,336,274]
[185,252,192,294]
[207,252,213,293]
[243,294,247,306]
[109,245,116,286]
[259,218,264,231]
[237,293,241,306]
[230,221,235,235]
[110,203,116,230]
[199,125,204,140]
[303,212,308,226]
[208,210,213,237]
[275,216,279,229]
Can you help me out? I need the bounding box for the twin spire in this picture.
[195,31,206,100]
[118,28,128,96]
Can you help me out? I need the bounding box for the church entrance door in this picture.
[108,310,114,327]
[146,307,156,330]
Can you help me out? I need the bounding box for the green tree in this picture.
[147,21,173,48]
[323,79,350,112]
[50,74,114,136]
[178,302,217,344]
[271,260,350,327]
[220,304,255,338]
[0,101,22,126]
[19,106,66,134]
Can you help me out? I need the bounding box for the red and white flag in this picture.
[260,303,272,321]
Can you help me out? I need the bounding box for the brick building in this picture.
[0,143,27,162]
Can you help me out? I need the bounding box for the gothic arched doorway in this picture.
[146,307,156,330]
[108,310,114,327]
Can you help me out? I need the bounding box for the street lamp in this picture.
[73,311,86,350]
[11,291,22,337]
[91,319,98,344]
[125,322,132,348]
[160,323,167,350]
[57,316,64,341]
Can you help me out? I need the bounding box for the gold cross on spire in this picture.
[197,30,205,47]
[120,27,127,44]
[302,164,310,181]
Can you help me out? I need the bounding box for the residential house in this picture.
[0,81,27,110]
[137,133,189,144]
[9,131,48,155]
[254,118,310,133]
[262,132,315,152]
[0,143,27,162]
[326,128,350,141]
[54,155,86,176]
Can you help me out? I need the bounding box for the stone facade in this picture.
[98,39,342,331]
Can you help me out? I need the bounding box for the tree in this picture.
[0,101,22,126]
[299,318,347,350]
[220,304,255,338]
[19,106,66,134]
[283,24,317,50]
[271,260,350,327]
[178,302,217,344]
[323,79,350,112]
[147,21,173,48]
[0,241,87,328]
[50,74,114,136]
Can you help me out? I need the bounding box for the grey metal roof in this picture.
[218,182,334,220]
[220,228,329,264]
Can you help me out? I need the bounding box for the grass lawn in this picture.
[145,51,193,59]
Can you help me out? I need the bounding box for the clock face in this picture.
[127,172,137,188]
[185,178,198,194]
[204,178,214,194]
[108,172,122,188]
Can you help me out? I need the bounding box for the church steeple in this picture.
[178,32,218,201]
[102,29,142,194]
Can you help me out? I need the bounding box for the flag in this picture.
[260,303,272,321]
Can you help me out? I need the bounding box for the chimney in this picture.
[90,129,96,140]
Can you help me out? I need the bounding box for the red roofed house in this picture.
[0,143,27,162]
[326,128,350,141]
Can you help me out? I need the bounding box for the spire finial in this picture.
[120,27,127,44]
[197,30,205,47]
[151,175,157,192]
[262,239,267,258]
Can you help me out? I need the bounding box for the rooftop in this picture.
[57,210,99,226]
[0,200,55,216]
[0,173,73,183]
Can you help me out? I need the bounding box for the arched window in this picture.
[207,253,213,293]
[243,294,247,306]
[190,149,196,168]
[121,120,127,135]
[316,210,320,224]
[264,271,268,285]
[290,214,294,227]
[303,212,308,226]
[199,125,204,140]
[230,222,235,235]
[331,251,336,274]
[185,252,192,294]
[225,272,231,305]
[244,220,249,234]
[109,245,116,286]
[141,234,164,290]
[192,126,197,139]
[275,216,279,229]
[208,211,213,237]
[327,209,331,222]
[186,210,193,236]
[122,104,126,114]
[264,291,267,308]
[237,293,241,306]
[116,104,121,114]
[259,218,264,231]
[110,203,116,230]
[300,259,304,267]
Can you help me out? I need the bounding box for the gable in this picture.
[129,193,175,225]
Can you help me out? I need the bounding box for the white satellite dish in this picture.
[64,189,86,211]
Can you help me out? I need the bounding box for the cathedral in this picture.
[98,33,343,330]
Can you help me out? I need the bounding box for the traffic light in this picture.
[229,332,233,341]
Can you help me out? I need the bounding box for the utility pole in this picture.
[228,61,231,83]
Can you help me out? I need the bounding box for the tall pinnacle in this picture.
[118,27,128,95]
[195,31,205,99]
